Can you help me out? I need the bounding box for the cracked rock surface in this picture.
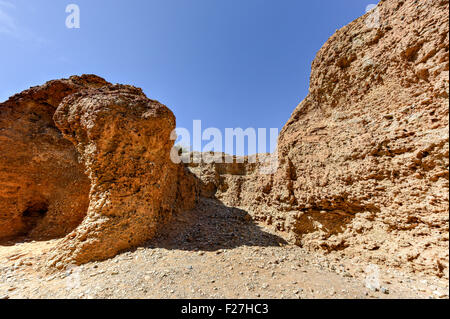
[190,0,449,279]
[48,85,197,266]
[0,75,108,241]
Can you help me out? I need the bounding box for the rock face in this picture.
[0,75,109,240]
[0,0,447,277]
[1,76,197,266]
[49,85,197,266]
[191,0,449,278]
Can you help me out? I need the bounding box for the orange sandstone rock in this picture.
[48,85,197,266]
[0,75,109,240]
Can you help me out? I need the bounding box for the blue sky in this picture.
[0,0,377,154]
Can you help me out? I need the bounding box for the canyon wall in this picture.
[191,0,449,278]
[0,78,197,266]
[0,0,447,276]
[0,75,108,240]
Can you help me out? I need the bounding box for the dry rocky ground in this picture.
[0,0,448,300]
[0,198,448,299]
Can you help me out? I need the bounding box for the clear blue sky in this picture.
[1,0,377,154]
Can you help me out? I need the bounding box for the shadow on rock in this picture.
[146,197,287,251]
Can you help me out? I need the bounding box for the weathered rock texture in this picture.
[0,75,109,240]
[1,76,197,266]
[0,0,447,277]
[48,85,197,266]
[191,0,449,278]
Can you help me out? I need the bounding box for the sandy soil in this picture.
[0,198,448,299]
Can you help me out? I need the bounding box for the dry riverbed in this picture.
[1,199,448,299]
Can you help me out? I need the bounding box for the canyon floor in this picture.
[0,198,448,299]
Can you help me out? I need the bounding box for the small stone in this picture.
[381,287,390,294]
[343,272,353,278]
[433,290,447,298]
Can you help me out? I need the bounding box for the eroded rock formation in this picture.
[0,75,109,240]
[0,0,447,278]
[191,0,449,278]
[48,85,197,266]
[1,77,197,266]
